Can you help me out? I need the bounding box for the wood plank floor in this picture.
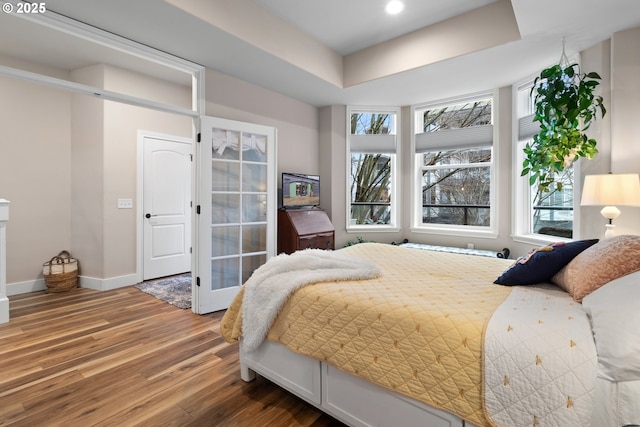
[0,286,347,427]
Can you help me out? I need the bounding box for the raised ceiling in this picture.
[1,0,640,107]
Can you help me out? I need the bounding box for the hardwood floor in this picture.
[0,287,346,427]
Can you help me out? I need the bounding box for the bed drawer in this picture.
[321,364,466,427]
[240,340,322,405]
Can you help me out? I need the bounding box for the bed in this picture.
[221,237,640,427]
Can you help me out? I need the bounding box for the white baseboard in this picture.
[81,274,138,291]
[7,274,139,295]
[7,278,46,295]
[0,297,8,323]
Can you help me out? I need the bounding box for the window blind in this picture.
[415,124,493,153]
[350,134,396,154]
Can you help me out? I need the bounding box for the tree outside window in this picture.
[516,83,574,239]
[415,97,494,228]
[349,110,396,226]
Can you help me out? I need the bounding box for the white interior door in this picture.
[143,135,192,280]
[194,116,276,314]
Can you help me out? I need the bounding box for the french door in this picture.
[194,117,277,314]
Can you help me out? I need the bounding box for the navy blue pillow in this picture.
[494,239,599,286]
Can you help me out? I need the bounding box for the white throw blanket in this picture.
[241,248,381,352]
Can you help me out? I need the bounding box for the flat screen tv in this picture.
[282,172,320,208]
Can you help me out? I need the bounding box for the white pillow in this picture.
[582,270,640,382]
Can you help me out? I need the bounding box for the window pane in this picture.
[420,99,492,132]
[532,167,574,238]
[349,153,391,225]
[212,128,240,160]
[350,113,392,135]
[350,204,391,225]
[210,257,239,289]
[242,224,266,253]
[212,194,239,224]
[242,254,266,283]
[422,148,492,167]
[211,226,239,257]
[421,166,490,226]
[241,133,268,163]
[212,161,239,192]
[516,77,574,240]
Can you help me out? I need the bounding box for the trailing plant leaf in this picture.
[524,63,605,192]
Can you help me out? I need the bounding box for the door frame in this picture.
[136,130,194,284]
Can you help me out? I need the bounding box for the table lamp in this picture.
[581,173,640,238]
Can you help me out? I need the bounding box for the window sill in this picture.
[347,225,400,233]
[511,233,572,246]
[410,225,497,239]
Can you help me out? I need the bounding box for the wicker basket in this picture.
[43,250,78,293]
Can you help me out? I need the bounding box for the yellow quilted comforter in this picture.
[221,243,513,426]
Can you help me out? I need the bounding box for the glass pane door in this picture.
[195,117,276,314]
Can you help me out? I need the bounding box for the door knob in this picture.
[145,213,153,218]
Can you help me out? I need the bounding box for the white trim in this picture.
[410,225,498,239]
[511,233,571,247]
[0,297,7,324]
[0,199,8,323]
[80,274,139,291]
[346,226,401,233]
[191,72,204,312]
[7,278,46,295]
[7,273,139,295]
[346,106,401,231]
[0,65,197,118]
[410,90,498,236]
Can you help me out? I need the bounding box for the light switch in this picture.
[117,198,133,209]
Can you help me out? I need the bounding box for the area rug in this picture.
[135,274,192,309]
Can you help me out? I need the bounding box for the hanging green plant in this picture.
[522,63,606,192]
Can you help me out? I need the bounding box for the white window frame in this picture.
[512,75,576,245]
[410,92,498,238]
[346,106,400,232]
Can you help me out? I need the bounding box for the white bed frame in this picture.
[240,339,480,427]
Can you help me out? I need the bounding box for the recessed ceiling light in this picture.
[385,0,404,15]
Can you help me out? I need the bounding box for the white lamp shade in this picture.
[581,174,640,207]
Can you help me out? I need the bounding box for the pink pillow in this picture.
[552,235,640,302]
